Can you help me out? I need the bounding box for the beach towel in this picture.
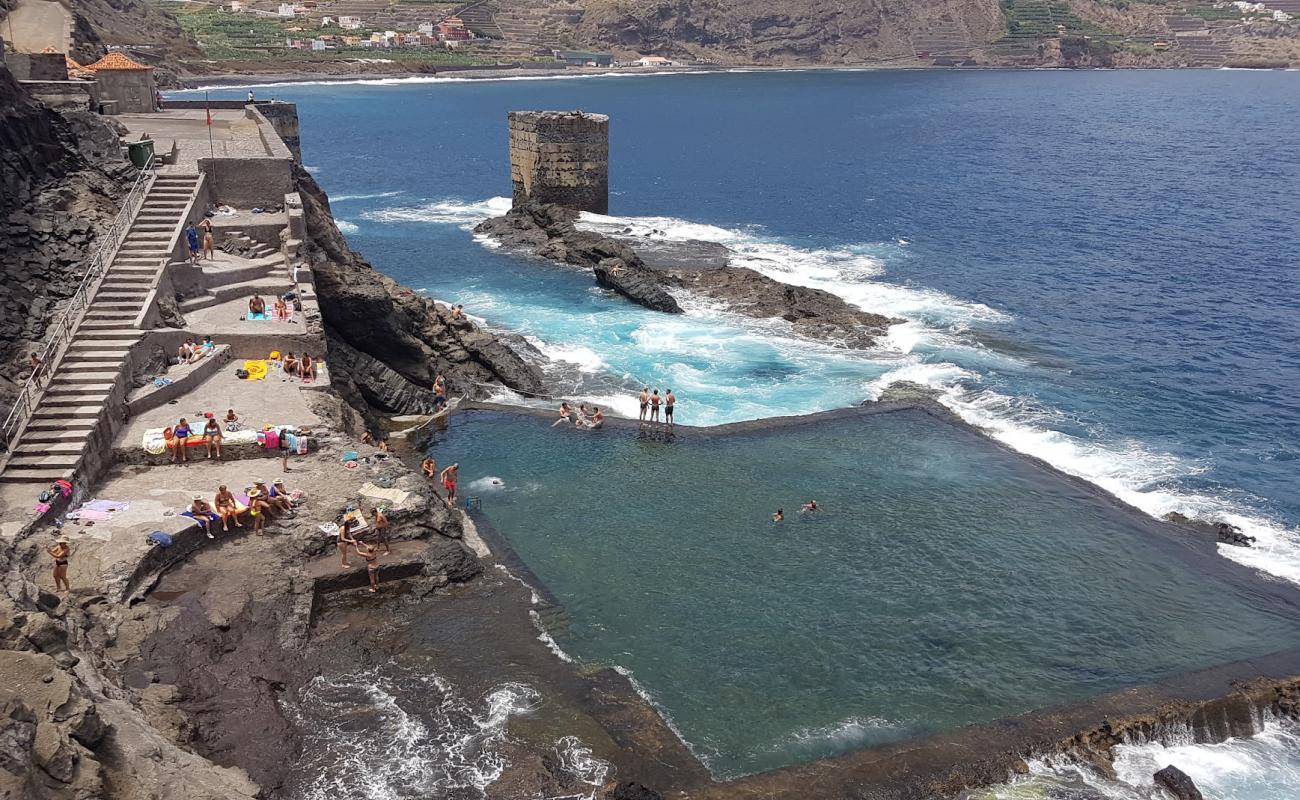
[319,522,339,537]
[143,428,169,455]
[264,429,279,449]
[77,509,113,522]
[181,510,220,523]
[148,532,173,547]
[342,508,369,531]
[248,312,268,321]
[341,451,359,463]
[223,429,259,447]
[359,483,410,507]
[242,360,268,380]
[85,499,129,513]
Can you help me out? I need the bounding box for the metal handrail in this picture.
[0,166,155,453]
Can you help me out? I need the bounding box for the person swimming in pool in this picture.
[800,500,819,513]
[552,401,573,427]
[772,508,784,524]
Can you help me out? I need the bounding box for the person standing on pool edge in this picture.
[440,463,459,507]
[665,389,676,428]
[638,387,649,422]
[649,389,662,424]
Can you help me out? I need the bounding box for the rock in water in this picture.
[607,781,663,800]
[1153,765,1204,800]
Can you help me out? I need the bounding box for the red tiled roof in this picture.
[84,52,153,71]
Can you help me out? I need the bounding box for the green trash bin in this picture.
[127,139,155,170]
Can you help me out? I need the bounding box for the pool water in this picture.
[428,410,1300,778]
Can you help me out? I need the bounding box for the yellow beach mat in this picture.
[243,360,268,380]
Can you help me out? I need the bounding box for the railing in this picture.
[0,166,155,454]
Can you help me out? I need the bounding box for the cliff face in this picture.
[575,0,1004,63]
[295,166,545,422]
[0,67,132,424]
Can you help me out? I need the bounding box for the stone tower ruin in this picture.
[508,111,609,214]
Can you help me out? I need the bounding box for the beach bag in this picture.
[147,532,173,547]
[265,430,280,449]
[235,369,249,379]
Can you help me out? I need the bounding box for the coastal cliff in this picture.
[294,165,545,421]
[0,66,133,424]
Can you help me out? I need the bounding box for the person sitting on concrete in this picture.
[177,341,193,365]
[170,418,193,463]
[283,352,299,379]
[203,416,223,460]
[248,295,267,318]
[253,478,293,516]
[422,457,436,479]
[200,335,216,354]
[299,354,316,382]
[273,296,289,321]
[270,478,298,509]
[214,484,242,532]
[247,489,272,536]
[189,495,218,539]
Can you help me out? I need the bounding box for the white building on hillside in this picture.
[277,3,296,17]
[339,15,363,29]
[635,55,674,67]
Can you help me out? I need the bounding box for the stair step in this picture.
[61,350,127,362]
[68,340,137,351]
[46,380,114,393]
[48,371,120,384]
[14,441,86,456]
[18,429,93,443]
[43,392,110,407]
[3,455,81,470]
[95,291,146,300]
[23,417,97,432]
[28,404,103,419]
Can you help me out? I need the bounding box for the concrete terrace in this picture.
[0,102,317,535]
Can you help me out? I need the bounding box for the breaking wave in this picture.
[334,219,359,234]
[363,196,512,227]
[286,667,541,800]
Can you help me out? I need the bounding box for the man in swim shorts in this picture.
[440,463,459,507]
[665,389,676,427]
[649,389,661,423]
[638,387,649,421]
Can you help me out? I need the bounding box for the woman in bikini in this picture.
[214,484,242,532]
[273,295,289,321]
[203,416,223,460]
[172,418,193,463]
[247,488,272,535]
[356,539,381,593]
[47,538,71,593]
[338,517,357,568]
[199,218,215,260]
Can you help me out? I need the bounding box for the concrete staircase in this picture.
[1,173,200,484]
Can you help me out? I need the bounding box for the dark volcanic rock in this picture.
[476,200,899,347]
[662,266,899,347]
[608,781,664,800]
[475,201,683,313]
[1154,764,1203,800]
[295,165,545,419]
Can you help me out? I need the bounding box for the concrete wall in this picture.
[197,156,293,209]
[96,70,155,114]
[6,52,67,81]
[508,110,609,214]
[253,102,302,162]
[18,79,96,111]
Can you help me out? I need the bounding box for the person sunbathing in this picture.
[248,295,266,316]
[214,484,242,531]
[253,478,293,516]
[247,489,272,535]
[177,341,193,364]
[190,495,217,539]
[299,354,316,381]
[273,296,289,321]
[283,352,298,378]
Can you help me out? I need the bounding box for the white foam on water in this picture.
[329,190,404,203]
[181,69,720,93]
[529,609,575,663]
[772,715,905,755]
[363,196,512,228]
[287,668,540,800]
[551,736,613,797]
[466,476,507,493]
[979,717,1300,800]
[334,219,359,234]
[493,563,542,605]
[527,337,608,374]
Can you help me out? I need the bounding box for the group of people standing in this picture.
[639,387,677,426]
[336,507,391,593]
[420,456,460,507]
[184,218,215,262]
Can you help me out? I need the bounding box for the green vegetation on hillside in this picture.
[156,3,506,64]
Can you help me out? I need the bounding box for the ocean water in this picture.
[188,69,1300,587]
[427,409,1300,778]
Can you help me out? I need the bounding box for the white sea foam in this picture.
[466,476,507,493]
[363,196,512,228]
[772,716,903,755]
[329,190,403,202]
[551,736,613,797]
[493,563,542,605]
[527,337,607,374]
[334,219,359,234]
[287,667,540,800]
[529,609,575,663]
[182,69,719,93]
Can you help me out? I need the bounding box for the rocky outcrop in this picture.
[476,200,899,347]
[0,66,133,425]
[1154,765,1203,800]
[295,166,545,421]
[476,201,683,313]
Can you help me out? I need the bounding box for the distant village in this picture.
[223,0,684,66]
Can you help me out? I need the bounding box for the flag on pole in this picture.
[206,108,213,126]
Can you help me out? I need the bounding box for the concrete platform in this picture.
[118,109,273,163]
[305,539,431,593]
[182,295,311,339]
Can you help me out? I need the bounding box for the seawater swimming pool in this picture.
[427,408,1300,778]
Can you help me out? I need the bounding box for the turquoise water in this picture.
[429,410,1300,778]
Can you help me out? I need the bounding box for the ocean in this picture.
[184,68,1300,796]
